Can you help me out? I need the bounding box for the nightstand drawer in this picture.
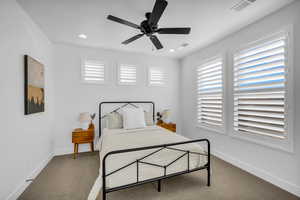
[73,131,93,137]
[157,122,176,132]
[72,136,93,143]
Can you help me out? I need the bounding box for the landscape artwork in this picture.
[24,55,45,115]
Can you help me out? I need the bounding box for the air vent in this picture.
[181,43,189,47]
[231,0,256,11]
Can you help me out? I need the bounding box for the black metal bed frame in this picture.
[99,101,211,200]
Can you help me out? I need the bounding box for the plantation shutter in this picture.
[233,34,287,139]
[82,60,105,83]
[197,58,223,129]
[149,68,166,86]
[119,65,137,85]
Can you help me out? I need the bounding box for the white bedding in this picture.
[88,126,207,200]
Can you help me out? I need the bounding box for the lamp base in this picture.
[81,122,90,130]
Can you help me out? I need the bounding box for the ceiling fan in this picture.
[107,0,191,50]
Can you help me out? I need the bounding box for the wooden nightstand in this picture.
[72,123,94,159]
[157,120,176,133]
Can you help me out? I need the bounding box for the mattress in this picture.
[88,126,207,200]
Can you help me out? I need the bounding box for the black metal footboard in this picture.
[102,139,211,200]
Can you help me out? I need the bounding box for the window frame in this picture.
[81,59,108,85]
[230,26,294,153]
[117,63,137,86]
[195,54,226,134]
[148,67,167,87]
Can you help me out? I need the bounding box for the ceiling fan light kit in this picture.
[107,0,191,50]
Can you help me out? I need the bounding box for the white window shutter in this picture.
[149,68,166,86]
[197,57,224,131]
[119,65,137,85]
[82,60,106,84]
[233,34,287,139]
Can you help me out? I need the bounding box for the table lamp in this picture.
[79,112,91,130]
[162,109,171,123]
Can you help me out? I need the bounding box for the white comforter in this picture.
[88,126,207,200]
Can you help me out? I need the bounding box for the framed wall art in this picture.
[24,55,45,115]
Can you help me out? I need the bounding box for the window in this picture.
[118,64,137,85]
[82,60,106,84]
[233,33,289,139]
[197,57,224,132]
[148,68,166,86]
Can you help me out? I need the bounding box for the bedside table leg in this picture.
[76,144,79,157]
[73,143,76,159]
[90,142,94,152]
[74,143,79,159]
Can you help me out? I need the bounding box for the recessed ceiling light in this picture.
[78,34,87,39]
[169,49,175,52]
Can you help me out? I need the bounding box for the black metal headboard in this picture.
[99,101,155,137]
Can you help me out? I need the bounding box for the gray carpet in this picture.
[18,152,299,200]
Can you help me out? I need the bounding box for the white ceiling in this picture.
[17,0,293,58]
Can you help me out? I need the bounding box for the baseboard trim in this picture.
[6,152,54,200]
[212,150,300,197]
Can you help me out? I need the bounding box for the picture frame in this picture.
[24,55,45,115]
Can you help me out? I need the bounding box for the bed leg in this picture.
[102,190,106,200]
[206,139,211,187]
[158,180,161,192]
[207,166,211,187]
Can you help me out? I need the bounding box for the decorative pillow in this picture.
[122,108,146,129]
[144,111,154,126]
[106,112,123,129]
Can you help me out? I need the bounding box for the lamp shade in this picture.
[162,109,171,121]
[79,112,91,123]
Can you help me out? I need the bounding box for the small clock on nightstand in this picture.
[72,123,94,159]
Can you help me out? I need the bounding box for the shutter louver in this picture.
[149,68,166,86]
[234,35,287,139]
[197,58,223,129]
[83,60,105,83]
[119,65,137,85]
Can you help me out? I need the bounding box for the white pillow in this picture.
[106,112,123,129]
[122,108,146,129]
[144,111,154,126]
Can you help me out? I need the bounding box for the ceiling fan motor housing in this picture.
[141,13,158,36]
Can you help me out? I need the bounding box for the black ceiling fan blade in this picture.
[150,35,163,50]
[157,27,191,34]
[122,34,144,45]
[107,15,140,29]
[149,0,168,26]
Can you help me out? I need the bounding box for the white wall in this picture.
[0,0,54,199]
[180,1,300,197]
[3,0,298,199]
[53,43,180,155]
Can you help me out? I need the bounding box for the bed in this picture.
[88,101,211,200]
